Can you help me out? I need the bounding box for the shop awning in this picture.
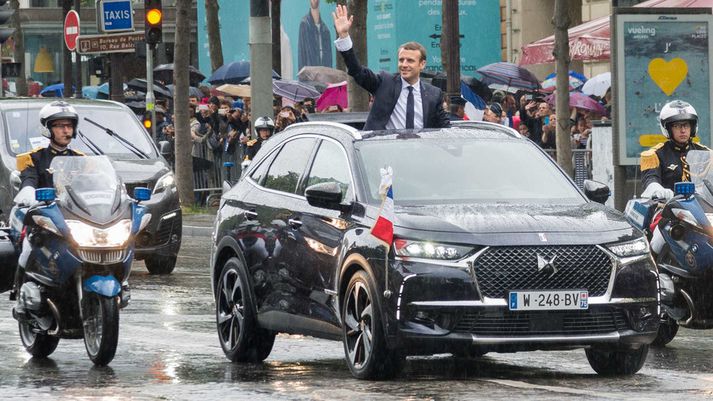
[520,0,711,65]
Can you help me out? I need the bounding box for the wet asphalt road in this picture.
[2,235,713,400]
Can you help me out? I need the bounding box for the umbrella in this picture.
[541,70,587,92]
[166,84,203,98]
[546,91,606,115]
[82,85,99,99]
[40,83,72,97]
[476,62,540,91]
[581,72,611,98]
[215,84,251,98]
[154,63,206,86]
[207,61,281,85]
[272,80,320,102]
[316,81,347,112]
[297,66,347,85]
[126,78,172,98]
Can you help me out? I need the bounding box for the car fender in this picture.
[212,235,250,298]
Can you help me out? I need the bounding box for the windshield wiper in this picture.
[75,129,104,155]
[83,117,149,159]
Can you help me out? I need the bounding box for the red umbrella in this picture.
[520,0,710,65]
[316,81,347,112]
[546,91,606,115]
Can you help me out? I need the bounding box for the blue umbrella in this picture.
[207,61,280,85]
[476,62,540,91]
[40,83,74,97]
[82,85,99,99]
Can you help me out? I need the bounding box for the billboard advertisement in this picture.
[615,12,713,165]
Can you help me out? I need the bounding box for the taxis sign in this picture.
[98,0,134,33]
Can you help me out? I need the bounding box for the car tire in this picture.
[342,270,404,380]
[585,345,649,376]
[144,255,177,275]
[216,257,275,362]
[652,317,679,347]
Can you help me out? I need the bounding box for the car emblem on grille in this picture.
[537,254,558,277]
[538,233,547,242]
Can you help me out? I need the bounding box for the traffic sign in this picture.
[77,32,144,54]
[99,0,134,33]
[64,10,80,51]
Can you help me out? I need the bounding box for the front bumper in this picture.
[134,206,182,259]
[382,248,659,354]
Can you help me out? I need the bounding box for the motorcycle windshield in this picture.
[50,156,123,222]
[686,150,713,208]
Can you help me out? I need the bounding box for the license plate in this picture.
[508,290,588,311]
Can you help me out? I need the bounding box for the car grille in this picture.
[77,249,126,264]
[453,309,629,335]
[125,182,153,196]
[473,245,612,299]
[156,213,181,245]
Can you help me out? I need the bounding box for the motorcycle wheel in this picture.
[18,316,59,359]
[144,255,177,275]
[82,292,120,366]
[585,345,649,376]
[652,317,679,347]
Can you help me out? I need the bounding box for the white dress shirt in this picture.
[335,35,424,129]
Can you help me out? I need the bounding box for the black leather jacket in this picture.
[17,146,83,189]
[640,140,708,190]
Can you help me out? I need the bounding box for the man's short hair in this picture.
[398,41,427,62]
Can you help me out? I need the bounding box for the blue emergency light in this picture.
[133,187,151,201]
[35,188,56,202]
[223,161,235,168]
[674,182,695,196]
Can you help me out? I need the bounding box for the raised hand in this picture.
[332,4,353,39]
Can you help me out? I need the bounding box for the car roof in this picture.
[0,97,129,111]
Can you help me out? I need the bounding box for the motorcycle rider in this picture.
[241,116,275,169]
[640,100,709,254]
[12,101,84,310]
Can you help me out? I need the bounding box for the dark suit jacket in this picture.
[339,48,450,130]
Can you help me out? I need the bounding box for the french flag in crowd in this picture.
[460,81,487,121]
[371,166,395,245]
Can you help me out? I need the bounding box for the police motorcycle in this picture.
[9,155,150,365]
[625,149,713,346]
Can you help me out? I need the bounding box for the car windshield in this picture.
[355,135,584,205]
[3,104,157,159]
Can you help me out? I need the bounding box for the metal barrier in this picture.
[544,149,593,189]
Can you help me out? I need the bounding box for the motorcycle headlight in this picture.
[66,219,132,247]
[153,172,176,195]
[394,239,473,260]
[606,237,650,258]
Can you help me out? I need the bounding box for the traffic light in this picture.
[0,0,16,45]
[143,116,152,130]
[144,0,162,46]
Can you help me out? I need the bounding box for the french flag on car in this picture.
[371,166,394,245]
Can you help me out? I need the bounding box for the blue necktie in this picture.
[405,86,414,129]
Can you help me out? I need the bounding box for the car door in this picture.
[291,138,355,327]
[241,137,318,327]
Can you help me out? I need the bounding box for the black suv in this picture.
[210,121,658,379]
[0,98,181,274]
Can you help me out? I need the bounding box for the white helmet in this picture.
[39,100,79,139]
[658,100,698,139]
[253,116,275,137]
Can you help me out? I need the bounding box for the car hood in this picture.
[112,159,169,184]
[382,202,638,246]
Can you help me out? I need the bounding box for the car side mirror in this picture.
[158,140,173,158]
[10,170,20,192]
[305,181,344,211]
[583,179,610,204]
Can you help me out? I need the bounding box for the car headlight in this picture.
[153,172,175,195]
[606,237,650,258]
[394,239,473,260]
[66,219,132,247]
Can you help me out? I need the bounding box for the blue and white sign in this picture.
[98,0,134,33]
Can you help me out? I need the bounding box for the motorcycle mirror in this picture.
[35,188,56,202]
[133,187,151,202]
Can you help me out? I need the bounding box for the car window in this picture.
[305,140,352,200]
[262,137,316,194]
[3,105,157,159]
[356,136,583,205]
[249,151,274,185]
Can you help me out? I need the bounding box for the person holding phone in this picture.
[519,95,551,147]
[275,106,297,133]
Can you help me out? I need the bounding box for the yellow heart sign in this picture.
[648,58,688,96]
